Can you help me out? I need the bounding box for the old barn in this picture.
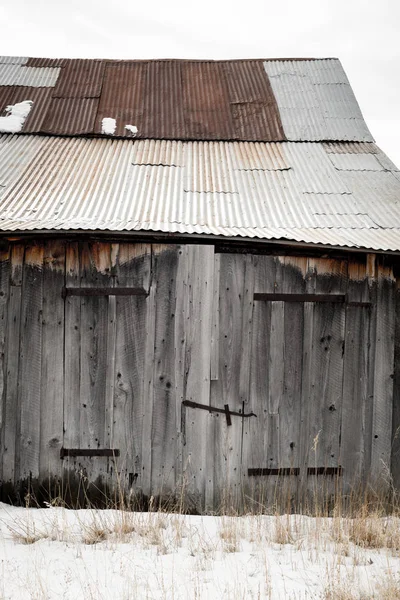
[0,56,399,511]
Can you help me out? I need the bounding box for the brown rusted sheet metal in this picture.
[8,87,53,132]
[52,59,105,98]
[223,61,285,141]
[142,61,186,139]
[41,97,98,135]
[26,57,67,68]
[0,87,15,113]
[96,62,148,137]
[182,61,235,140]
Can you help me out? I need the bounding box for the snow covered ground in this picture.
[0,502,400,599]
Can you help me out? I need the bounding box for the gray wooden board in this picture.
[391,277,400,489]
[78,243,112,485]
[371,267,396,487]
[39,241,65,485]
[151,245,180,499]
[18,245,44,482]
[113,295,147,492]
[3,245,25,487]
[210,254,246,511]
[0,248,10,483]
[340,264,371,494]
[179,245,214,511]
[111,243,151,494]
[340,306,370,492]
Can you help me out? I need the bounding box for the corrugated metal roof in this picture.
[0,134,399,252]
[0,57,28,65]
[41,97,99,135]
[0,64,60,87]
[0,57,372,143]
[52,59,105,98]
[264,59,374,142]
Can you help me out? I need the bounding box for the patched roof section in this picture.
[0,135,398,251]
[264,60,373,142]
[0,56,373,142]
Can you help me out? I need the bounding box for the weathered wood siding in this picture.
[0,241,397,510]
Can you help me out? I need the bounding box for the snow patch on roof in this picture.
[101,118,116,135]
[125,124,138,136]
[0,100,33,133]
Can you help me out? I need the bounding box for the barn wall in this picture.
[0,240,397,511]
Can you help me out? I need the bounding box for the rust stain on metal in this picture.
[223,61,285,141]
[8,87,53,132]
[182,61,235,140]
[142,61,185,139]
[41,97,98,135]
[96,62,148,137]
[52,59,105,98]
[26,57,67,68]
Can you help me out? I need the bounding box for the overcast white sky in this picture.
[1,0,399,165]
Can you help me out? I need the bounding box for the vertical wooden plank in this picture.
[2,245,24,494]
[18,244,44,485]
[63,242,81,451]
[0,246,10,486]
[79,242,111,485]
[39,241,65,492]
[151,244,180,500]
[370,262,396,489]
[112,243,151,495]
[210,254,220,381]
[210,253,246,511]
[341,260,370,494]
[179,245,214,511]
[141,276,156,499]
[391,274,400,490]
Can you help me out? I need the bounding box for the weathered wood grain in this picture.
[210,254,246,510]
[0,247,10,484]
[179,245,214,511]
[391,274,400,489]
[39,241,65,488]
[151,245,180,499]
[112,243,150,494]
[18,244,44,483]
[371,263,396,488]
[341,260,370,493]
[78,243,111,484]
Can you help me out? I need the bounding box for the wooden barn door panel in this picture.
[299,301,346,507]
[243,256,348,509]
[63,242,151,501]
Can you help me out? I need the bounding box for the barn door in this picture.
[241,256,351,510]
[62,242,150,502]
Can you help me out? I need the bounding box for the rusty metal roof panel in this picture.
[142,61,186,139]
[0,135,399,251]
[181,62,235,140]
[96,62,148,137]
[0,57,375,142]
[26,57,67,68]
[264,59,374,142]
[10,87,52,132]
[52,59,105,98]
[41,97,99,135]
[222,61,285,141]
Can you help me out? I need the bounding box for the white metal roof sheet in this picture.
[0,64,60,87]
[0,135,399,252]
[264,59,374,142]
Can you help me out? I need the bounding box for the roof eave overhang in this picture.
[0,229,399,257]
